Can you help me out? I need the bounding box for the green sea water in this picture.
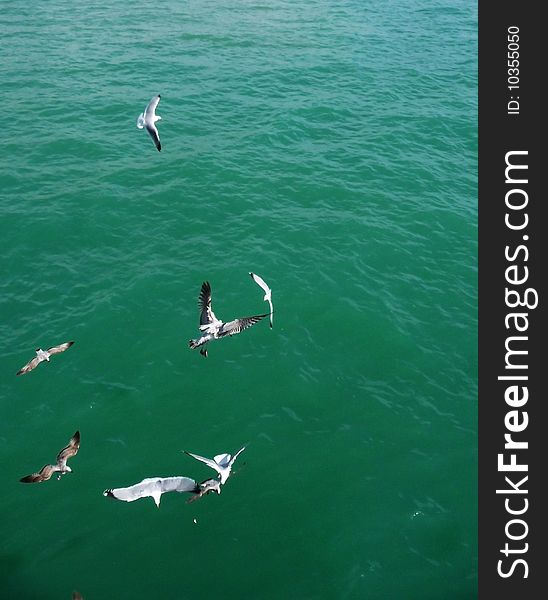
[0,1,477,598]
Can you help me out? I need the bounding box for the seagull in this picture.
[137,94,162,151]
[20,431,80,483]
[186,478,222,504]
[103,476,220,507]
[189,281,269,357]
[249,272,273,328]
[184,447,245,485]
[16,341,74,375]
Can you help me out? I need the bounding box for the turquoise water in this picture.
[1,1,477,598]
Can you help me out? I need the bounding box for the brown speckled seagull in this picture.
[20,431,80,483]
[16,341,74,375]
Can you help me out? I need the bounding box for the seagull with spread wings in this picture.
[188,281,268,357]
[103,476,221,507]
[184,447,246,485]
[20,431,80,483]
[16,341,74,375]
[137,94,162,151]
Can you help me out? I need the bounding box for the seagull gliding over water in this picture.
[20,431,80,483]
[16,341,74,375]
[189,281,269,357]
[137,94,162,151]
[103,476,220,507]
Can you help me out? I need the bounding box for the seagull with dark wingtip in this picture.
[137,94,162,151]
[20,431,80,483]
[103,476,221,507]
[188,281,269,357]
[16,341,74,375]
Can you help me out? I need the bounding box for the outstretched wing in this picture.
[103,476,197,507]
[20,464,55,483]
[158,476,198,494]
[16,356,42,376]
[47,341,74,355]
[220,314,268,337]
[184,451,223,476]
[228,446,246,467]
[198,281,218,325]
[145,94,161,120]
[104,478,163,503]
[56,431,80,468]
[249,272,270,295]
[146,123,161,152]
[249,273,273,328]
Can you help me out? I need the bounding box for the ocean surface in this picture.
[0,1,477,598]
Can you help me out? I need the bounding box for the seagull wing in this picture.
[184,451,223,476]
[249,272,270,295]
[198,281,218,325]
[146,123,161,152]
[56,431,80,468]
[144,95,161,120]
[220,314,268,337]
[20,464,55,483]
[47,341,75,355]
[104,476,197,507]
[213,453,231,467]
[158,476,198,494]
[249,273,273,328]
[104,478,164,505]
[16,356,42,376]
[228,446,246,467]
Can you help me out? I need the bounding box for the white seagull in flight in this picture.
[189,281,269,357]
[184,447,246,485]
[16,341,75,375]
[249,272,273,328]
[103,476,220,507]
[137,94,162,151]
